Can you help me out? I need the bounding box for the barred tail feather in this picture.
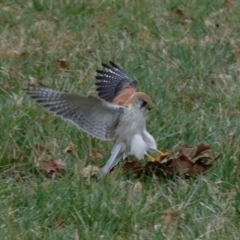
[97,143,126,177]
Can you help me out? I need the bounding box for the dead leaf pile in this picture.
[124,143,218,179]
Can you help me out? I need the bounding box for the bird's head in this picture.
[130,92,154,111]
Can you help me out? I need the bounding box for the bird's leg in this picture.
[155,149,169,159]
[145,150,169,162]
[145,153,159,162]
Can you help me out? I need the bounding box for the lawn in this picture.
[0,0,240,239]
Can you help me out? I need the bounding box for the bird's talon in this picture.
[159,152,170,159]
[146,151,170,162]
[150,157,161,162]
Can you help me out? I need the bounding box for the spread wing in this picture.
[26,87,127,140]
[95,61,138,103]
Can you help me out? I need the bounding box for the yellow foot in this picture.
[146,150,170,162]
[156,150,170,159]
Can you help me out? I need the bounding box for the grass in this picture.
[1,0,240,239]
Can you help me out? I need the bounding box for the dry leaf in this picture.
[154,224,161,231]
[200,35,214,47]
[0,49,20,57]
[227,132,235,140]
[97,18,105,26]
[205,19,215,27]
[54,219,65,228]
[219,108,239,118]
[40,113,54,122]
[35,143,49,153]
[39,159,66,173]
[85,46,92,54]
[171,6,192,25]
[13,150,25,162]
[204,72,232,85]
[63,144,76,153]
[133,181,142,193]
[162,208,175,225]
[179,146,195,157]
[192,151,212,164]
[194,143,211,157]
[179,36,195,45]
[105,7,112,13]
[191,162,212,175]
[235,48,240,65]
[0,18,8,24]
[224,0,235,9]
[218,74,233,82]
[91,150,104,159]
[123,143,217,179]
[82,165,100,178]
[221,27,230,37]
[120,27,135,38]
[57,59,67,69]
[123,161,143,178]
[161,208,180,233]
[171,7,187,21]
[171,153,193,174]
[163,11,170,21]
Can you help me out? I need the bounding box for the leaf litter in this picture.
[81,143,218,179]
[36,143,66,176]
[123,143,219,179]
[35,142,217,180]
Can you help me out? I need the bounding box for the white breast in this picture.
[130,134,147,159]
[114,106,156,160]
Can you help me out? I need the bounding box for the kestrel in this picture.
[26,62,165,177]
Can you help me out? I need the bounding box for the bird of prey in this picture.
[26,62,165,177]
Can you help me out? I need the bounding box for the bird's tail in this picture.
[97,143,126,178]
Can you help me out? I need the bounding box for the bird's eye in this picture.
[141,100,151,110]
[141,101,147,108]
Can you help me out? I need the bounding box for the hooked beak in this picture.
[146,102,156,111]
